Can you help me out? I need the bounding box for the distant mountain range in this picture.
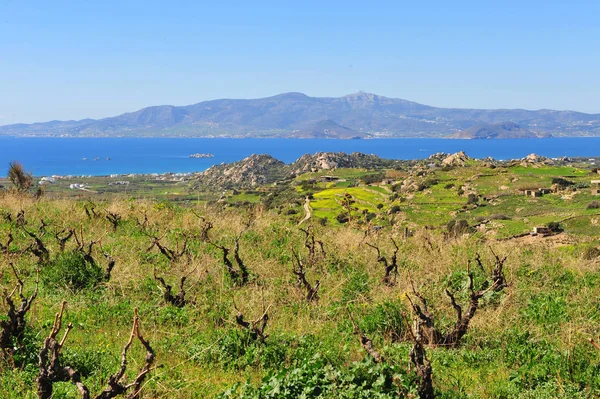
[1,92,599,138]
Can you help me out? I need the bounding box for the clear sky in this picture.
[1,0,599,125]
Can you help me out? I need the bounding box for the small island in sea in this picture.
[189,153,214,158]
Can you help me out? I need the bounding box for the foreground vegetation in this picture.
[1,155,600,398]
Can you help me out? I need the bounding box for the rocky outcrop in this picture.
[289,152,392,174]
[196,154,287,187]
[519,153,554,167]
[427,152,449,162]
[195,151,401,188]
[442,151,472,167]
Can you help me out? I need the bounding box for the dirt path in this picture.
[298,197,312,225]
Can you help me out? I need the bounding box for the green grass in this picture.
[2,162,600,398]
[510,165,589,176]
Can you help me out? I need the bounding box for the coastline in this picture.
[1,137,599,177]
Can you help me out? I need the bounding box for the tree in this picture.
[7,161,33,192]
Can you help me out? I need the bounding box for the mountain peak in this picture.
[268,92,309,100]
[344,91,381,101]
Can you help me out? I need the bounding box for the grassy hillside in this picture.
[1,159,600,398]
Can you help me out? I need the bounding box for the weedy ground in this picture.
[0,161,599,398]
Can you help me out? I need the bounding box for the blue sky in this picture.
[1,0,599,125]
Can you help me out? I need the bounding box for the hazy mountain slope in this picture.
[1,92,599,137]
[453,122,542,139]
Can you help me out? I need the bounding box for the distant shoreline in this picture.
[2,134,600,140]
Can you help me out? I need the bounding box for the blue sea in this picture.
[0,137,599,176]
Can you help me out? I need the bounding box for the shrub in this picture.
[7,161,33,192]
[447,219,471,237]
[417,179,439,191]
[389,205,401,214]
[587,201,600,209]
[43,251,104,291]
[547,221,562,233]
[582,246,600,260]
[360,172,385,185]
[551,177,575,188]
[466,193,479,204]
[335,212,349,224]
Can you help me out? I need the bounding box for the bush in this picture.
[7,161,33,192]
[551,177,575,188]
[417,179,439,191]
[587,201,600,209]
[43,251,104,291]
[447,219,471,237]
[466,193,479,204]
[547,221,562,233]
[582,246,600,260]
[335,212,349,224]
[360,172,385,185]
[389,205,401,214]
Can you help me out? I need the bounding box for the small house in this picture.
[69,184,87,190]
[592,180,600,195]
[39,177,56,184]
[525,190,542,197]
